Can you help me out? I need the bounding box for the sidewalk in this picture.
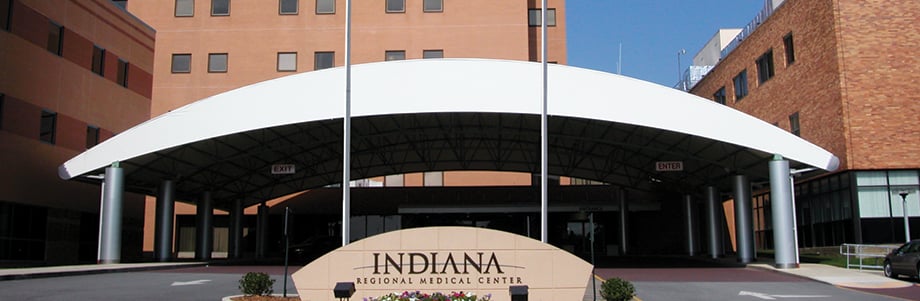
[0,262,206,281]
[749,263,914,289]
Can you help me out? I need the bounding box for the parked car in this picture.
[883,239,920,279]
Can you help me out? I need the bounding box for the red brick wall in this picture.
[691,0,920,171]
[834,0,920,169]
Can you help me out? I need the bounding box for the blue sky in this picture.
[566,1,765,87]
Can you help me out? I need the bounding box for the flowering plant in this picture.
[364,290,492,301]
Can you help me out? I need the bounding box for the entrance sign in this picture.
[271,164,295,174]
[655,161,684,171]
[292,227,593,301]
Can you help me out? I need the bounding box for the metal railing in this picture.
[839,244,898,270]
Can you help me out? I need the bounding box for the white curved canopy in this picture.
[59,59,838,207]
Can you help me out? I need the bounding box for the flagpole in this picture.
[342,0,352,247]
[540,0,549,243]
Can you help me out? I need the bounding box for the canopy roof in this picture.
[59,59,838,209]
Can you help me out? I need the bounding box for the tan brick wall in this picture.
[691,0,920,171]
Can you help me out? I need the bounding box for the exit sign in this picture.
[655,161,684,172]
[271,164,296,174]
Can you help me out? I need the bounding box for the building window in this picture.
[1,0,12,31]
[47,22,64,56]
[175,0,194,17]
[211,0,229,16]
[208,53,228,72]
[117,59,129,87]
[528,8,556,27]
[756,49,775,84]
[423,0,442,12]
[277,52,297,72]
[86,125,100,149]
[423,50,443,59]
[40,110,57,144]
[171,54,191,73]
[713,87,726,105]
[316,0,334,14]
[0,93,4,130]
[91,46,106,76]
[385,50,405,61]
[784,33,796,65]
[279,0,297,14]
[423,171,443,187]
[314,51,334,70]
[385,174,404,187]
[385,0,404,13]
[789,112,800,136]
[733,70,748,101]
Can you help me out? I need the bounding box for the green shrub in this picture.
[238,272,275,296]
[600,277,635,301]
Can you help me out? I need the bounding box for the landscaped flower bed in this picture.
[364,291,491,301]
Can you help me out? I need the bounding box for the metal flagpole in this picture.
[342,0,352,247]
[540,0,549,243]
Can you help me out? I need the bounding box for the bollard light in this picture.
[333,282,355,300]
[509,285,528,301]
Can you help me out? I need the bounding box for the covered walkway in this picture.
[59,59,838,266]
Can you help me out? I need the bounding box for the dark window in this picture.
[385,50,405,61]
[0,202,48,261]
[278,52,297,71]
[86,125,99,149]
[1,0,11,31]
[40,110,57,144]
[0,93,4,130]
[117,59,129,87]
[386,0,404,13]
[175,0,194,17]
[316,0,334,14]
[314,51,334,70]
[91,46,105,76]
[112,1,128,9]
[733,70,748,101]
[756,49,775,84]
[784,33,796,65]
[528,8,556,26]
[423,0,442,12]
[279,0,297,14]
[423,50,443,59]
[211,0,229,16]
[713,87,726,105]
[47,22,63,56]
[171,54,191,73]
[789,112,800,136]
[208,53,228,73]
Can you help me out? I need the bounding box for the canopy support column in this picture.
[154,180,175,262]
[618,188,629,256]
[99,162,123,264]
[229,199,243,259]
[770,156,798,269]
[704,186,724,259]
[733,174,755,263]
[195,191,213,261]
[684,194,698,256]
[256,202,268,259]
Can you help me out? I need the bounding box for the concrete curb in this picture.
[0,262,208,281]
[222,294,300,301]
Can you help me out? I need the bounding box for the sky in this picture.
[566,0,766,87]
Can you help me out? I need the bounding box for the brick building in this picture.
[689,0,920,247]
[0,0,155,265]
[122,0,568,259]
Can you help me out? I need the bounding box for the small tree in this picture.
[600,277,635,301]
[239,272,275,296]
